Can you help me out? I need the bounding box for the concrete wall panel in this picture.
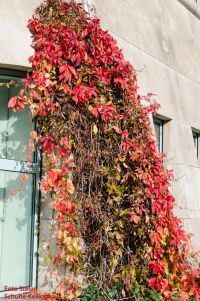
[0,0,41,68]
[91,0,200,250]
[0,0,200,290]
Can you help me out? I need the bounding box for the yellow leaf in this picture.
[72,238,79,252]
[122,289,126,298]
[93,124,98,134]
[110,256,119,268]
[88,105,93,111]
[120,209,128,216]
[118,220,124,228]
[66,178,74,194]
[64,236,72,248]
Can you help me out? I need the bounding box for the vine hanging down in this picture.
[8,0,200,300]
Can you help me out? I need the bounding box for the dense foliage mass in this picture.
[8,0,200,299]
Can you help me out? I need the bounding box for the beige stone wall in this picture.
[89,0,200,250]
[0,0,41,68]
[0,0,200,293]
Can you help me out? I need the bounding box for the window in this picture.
[0,70,39,296]
[192,130,199,158]
[153,118,163,153]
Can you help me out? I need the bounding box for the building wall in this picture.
[89,0,200,251]
[0,0,200,293]
[0,0,54,293]
[0,0,41,68]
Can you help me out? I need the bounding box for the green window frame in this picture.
[0,69,40,297]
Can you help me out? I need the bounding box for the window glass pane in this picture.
[0,84,8,159]
[0,170,33,290]
[153,119,163,153]
[193,133,197,147]
[0,76,33,162]
[192,132,198,158]
[154,122,160,148]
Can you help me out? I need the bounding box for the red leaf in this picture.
[64,222,76,234]
[30,130,37,139]
[59,64,78,82]
[130,212,139,224]
[91,108,99,118]
[8,96,25,112]
[68,65,78,79]
[149,277,157,289]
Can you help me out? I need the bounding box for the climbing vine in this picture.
[8,0,200,300]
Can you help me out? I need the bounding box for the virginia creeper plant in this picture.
[8,0,200,300]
